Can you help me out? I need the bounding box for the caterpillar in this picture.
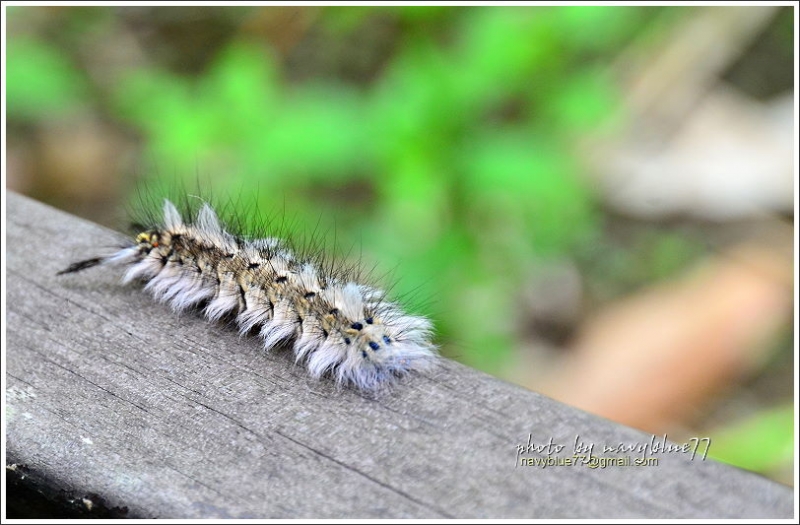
[58,198,437,391]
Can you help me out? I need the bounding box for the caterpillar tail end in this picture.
[56,257,106,275]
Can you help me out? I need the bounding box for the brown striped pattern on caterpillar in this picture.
[58,200,437,391]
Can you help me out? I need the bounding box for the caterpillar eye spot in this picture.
[344,337,352,345]
[304,291,316,299]
[368,341,380,351]
[329,308,339,315]
[365,317,373,324]
[247,262,260,269]
[361,351,368,359]
[275,276,288,284]
[351,322,363,331]
[382,335,392,344]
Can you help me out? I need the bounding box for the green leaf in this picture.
[260,83,366,178]
[389,5,451,23]
[555,6,643,52]
[6,38,88,119]
[369,37,461,164]
[460,129,597,254]
[454,7,557,105]
[201,41,280,146]
[709,404,795,473]
[549,68,621,132]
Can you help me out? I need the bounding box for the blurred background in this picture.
[6,5,795,485]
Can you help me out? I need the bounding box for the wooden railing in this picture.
[5,191,793,518]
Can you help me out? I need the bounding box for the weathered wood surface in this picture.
[5,191,794,518]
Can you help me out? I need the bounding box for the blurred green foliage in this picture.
[1,7,700,372]
[6,5,793,483]
[6,36,90,119]
[709,404,794,474]
[5,5,680,373]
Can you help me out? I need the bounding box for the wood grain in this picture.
[5,191,793,518]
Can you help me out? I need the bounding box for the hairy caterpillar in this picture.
[58,198,437,391]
